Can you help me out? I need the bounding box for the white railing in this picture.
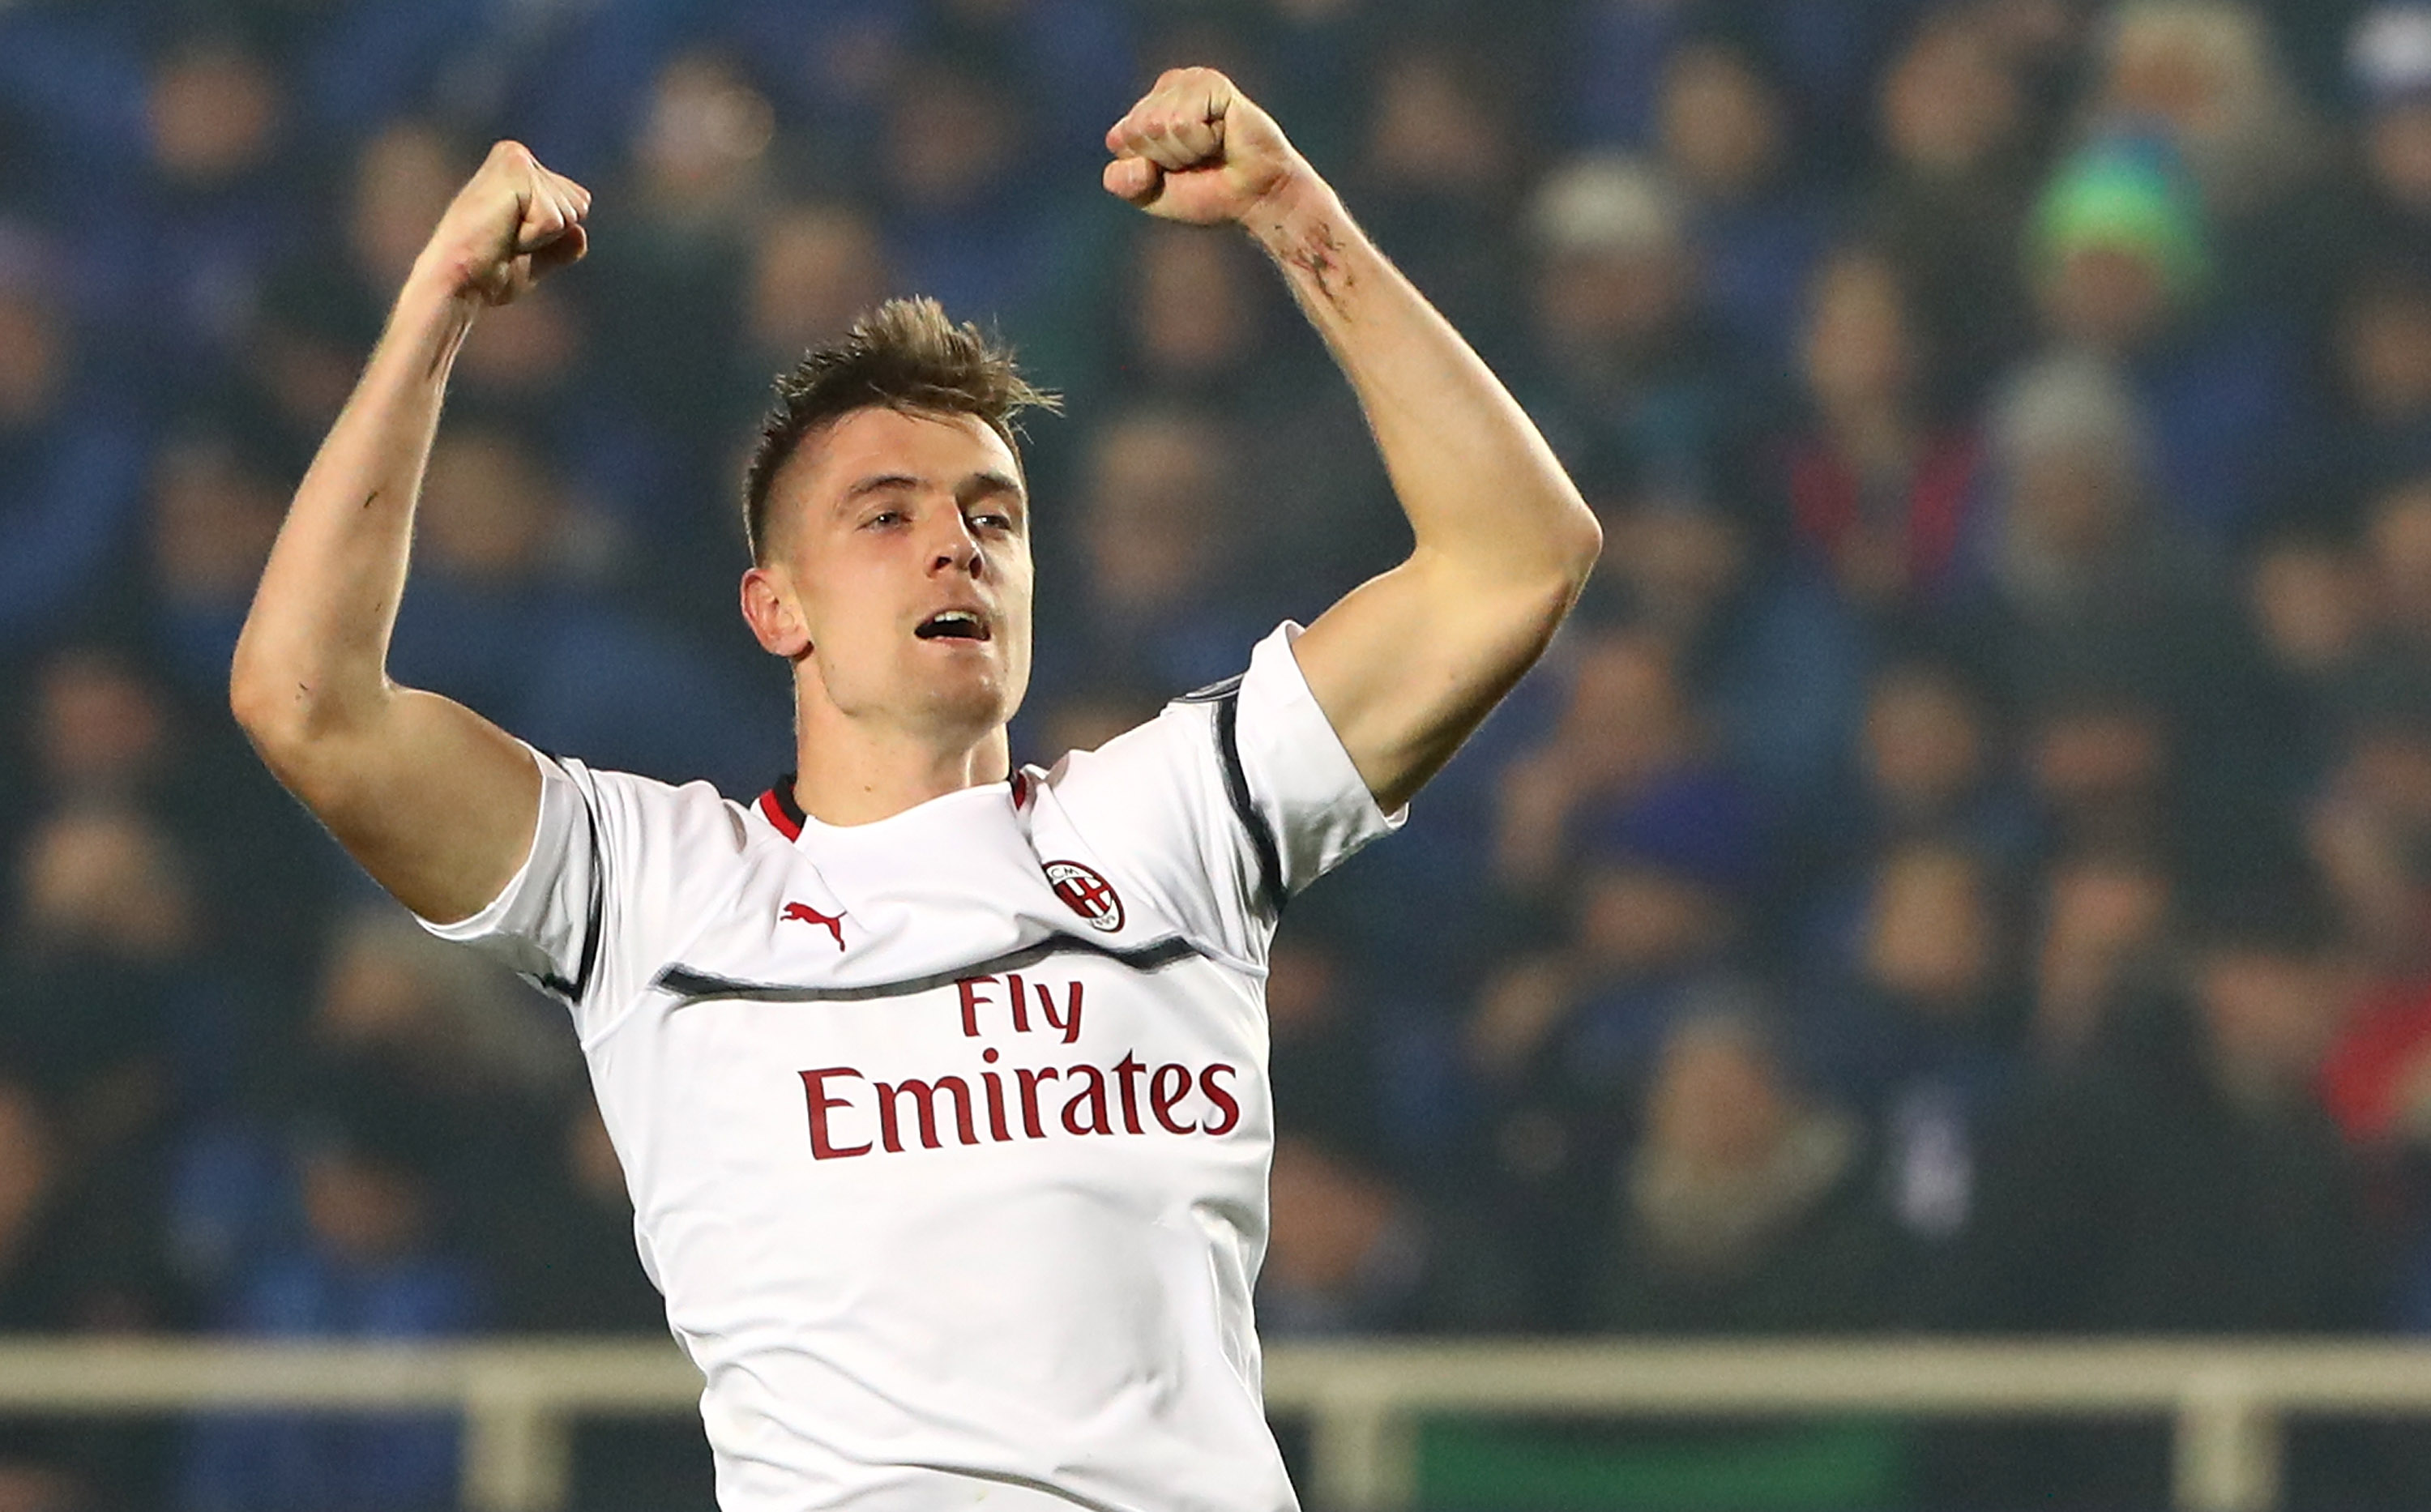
[0,1337,2427,1510]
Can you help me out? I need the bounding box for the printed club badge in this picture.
[1045,860,1124,933]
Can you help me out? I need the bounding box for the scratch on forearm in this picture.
[1284,221,1352,316]
[361,488,381,510]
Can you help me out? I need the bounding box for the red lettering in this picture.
[1113,1052,1147,1135]
[956,976,997,1038]
[1198,1064,1241,1136]
[981,1068,1012,1143]
[1060,1063,1112,1135]
[1002,972,1032,1033]
[1149,1063,1197,1134]
[1016,1066,1058,1138]
[874,1077,978,1151]
[1038,980,1083,1044]
[800,1067,870,1159]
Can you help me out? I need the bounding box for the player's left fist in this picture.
[1102,68,1305,226]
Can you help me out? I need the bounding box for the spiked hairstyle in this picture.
[742,297,1058,562]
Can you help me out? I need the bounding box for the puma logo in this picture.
[781,901,847,951]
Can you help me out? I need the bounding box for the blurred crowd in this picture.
[10,0,2431,1506]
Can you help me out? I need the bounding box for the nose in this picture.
[928,511,986,579]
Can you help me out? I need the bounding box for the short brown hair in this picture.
[741,297,1057,562]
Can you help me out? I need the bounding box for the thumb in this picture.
[1102,156,1161,205]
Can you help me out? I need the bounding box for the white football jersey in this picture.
[422,625,1399,1510]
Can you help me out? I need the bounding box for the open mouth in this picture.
[914,609,991,643]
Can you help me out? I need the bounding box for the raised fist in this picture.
[412,141,592,306]
[1102,68,1304,226]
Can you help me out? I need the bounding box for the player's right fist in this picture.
[409,140,592,307]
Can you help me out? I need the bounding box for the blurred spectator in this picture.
[288,907,573,1276]
[2308,660,2431,971]
[0,1076,171,1335]
[1958,351,2258,768]
[2020,672,2179,863]
[1036,406,1269,699]
[0,1074,171,1508]
[1591,1006,1899,1332]
[1941,883,2389,1505]
[1567,0,1694,150]
[1266,934,1384,1159]
[870,48,1090,356]
[739,201,891,378]
[1491,627,1734,900]
[2026,134,2310,542]
[1843,656,2030,859]
[2242,521,2375,802]
[585,49,776,580]
[143,420,293,700]
[1865,8,2039,401]
[180,1087,485,1512]
[1259,1134,1526,1336]
[2352,3,2431,252]
[2031,844,2177,1063]
[1801,840,2023,1251]
[247,118,458,445]
[385,419,788,794]
[1087,220,1382,607]
[1782,243,1985,618]
[85,32,300,397]
[20,639,328,981]
[2361,473,2431,663]
[2085,1,2343,314]
[0,233,147,656]
[1471,767,1761,1112]
[1350,41,1530,352]
[1517,153,1761,504]
[7,805,204,1148]
[494,1101,660,1335]
[2331,258,2431,493]
[1654,33,1835,368]
[2249,522,2374,694]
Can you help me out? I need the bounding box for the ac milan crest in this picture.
[1044,860,1124,933]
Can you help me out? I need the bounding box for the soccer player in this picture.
[230,68,1598,1510]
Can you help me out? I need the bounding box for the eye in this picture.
[969,510,1015,533]
[865,508,905,529]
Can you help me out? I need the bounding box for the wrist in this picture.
[389,266,482,347]
[1240,163,1342,257]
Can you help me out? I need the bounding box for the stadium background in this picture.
[6,0,2431,1506]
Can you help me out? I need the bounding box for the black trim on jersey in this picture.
[771,773,807,831]
[1174,673,1245,705]
[1175,674,1287,915]
[1210,690,1288,917]
[654,933,1204,1008]
[533,754,605,1007]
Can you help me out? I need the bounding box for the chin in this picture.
[917,672,1019,737]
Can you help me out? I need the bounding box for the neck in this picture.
[788,699,1012,826]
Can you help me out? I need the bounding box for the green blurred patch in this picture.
[1416,1416,1908,1510]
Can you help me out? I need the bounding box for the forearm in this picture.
[1243,176,1600,589]
[230,275,474,743]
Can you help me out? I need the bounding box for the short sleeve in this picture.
[1043,623,1403,965]
[417,745,746,1041]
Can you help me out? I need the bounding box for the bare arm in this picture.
[1104,71,1601,812]
[229,142,591,924]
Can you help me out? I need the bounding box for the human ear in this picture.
[740,566,812,658]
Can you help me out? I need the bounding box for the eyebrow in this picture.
[962,470,1027,506]
[842,473,924,503]
[839,470,1028,512]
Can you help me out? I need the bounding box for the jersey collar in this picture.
[756,770,1030,842]
[757,775,807,840]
